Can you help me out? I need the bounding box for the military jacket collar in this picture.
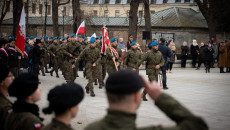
[105,109,136,129]
[51,118,74,130]
[112,45,117,49]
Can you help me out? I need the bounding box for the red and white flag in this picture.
[15,6,26,57]
[102,26,109,53]
[76,20,85,39]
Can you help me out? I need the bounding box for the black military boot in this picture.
[205,68,208,73]
[102,82,105,86]
[94,79,98,85]
[196,67,200,70]
[45,69,49,73]
[56,74,59,78]
[42,73,46,76]
[99,86,102,89]
[208,68,210,73]
[50,70,53,76]
[85,87,89,94]
[90,90,95,97]
[142,91,148,101]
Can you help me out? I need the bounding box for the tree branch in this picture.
[58,0,70,6]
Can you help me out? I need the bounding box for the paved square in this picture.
[37,68,230,130]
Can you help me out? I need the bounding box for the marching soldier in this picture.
[106,38,122,75]
[48,37,60,78]
[40,37,49,76]
[140,41,164,101]
[123,41,142,73]
[95,36,104,88]
[73,37,101,97]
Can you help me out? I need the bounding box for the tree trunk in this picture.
[0,0,10,28]
[207,15,217,40]
[72,0,82,33]
[12,0,23,37]
[129,0,140,41]
[143,0,152,41]
[52,0,60,37]
[25,0,29,36]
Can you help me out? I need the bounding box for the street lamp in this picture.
[62,9,65,38]
[44,0,49,41]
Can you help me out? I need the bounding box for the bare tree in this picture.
[72,0,82,33]
[143,0,152,41]
[12,0,23,37]
[0,0,10,28]
[129,0,141,40]
[52,0,70,37]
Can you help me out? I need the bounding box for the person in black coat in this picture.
[196,42,207,70]
[158,38,172,89]
[32,39,44,75]
[181,41,189,68]
[7,38,19,77]
[0,39,9,66]
[190,40,200,68]
[204,43,214,73]
[20,50,29,74]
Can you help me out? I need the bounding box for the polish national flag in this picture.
[15,6,26,57]
[102,27,109,53]
[76,20,85,39]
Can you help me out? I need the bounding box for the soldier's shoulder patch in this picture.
[34,123,42,129]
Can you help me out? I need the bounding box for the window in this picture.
[48,5,51,15]
[175,0,181,2]
[151,0,156,4]
[32,3,36,14]
[115,10,120,17]
[116,0,121,4]
[139,11,143,17]
[151,10,155,14]
[94,0,98,4]
[185,0,191,2]
[163,0,168,4]
[39,4,43,14]
[126,10,129,16]
[93,10,97,16]
[104,10,109,17]
[105,0,110,4]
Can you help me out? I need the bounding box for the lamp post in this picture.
[44,0,49,41]
[62,10,65,38]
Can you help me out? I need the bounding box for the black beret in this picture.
[105,70,144,94]
[35,39,41,45]
[0,65,10,83]
[8,73,39,100]
[43,83,84,114]
[0,39,8,46]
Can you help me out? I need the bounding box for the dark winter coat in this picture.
[0,48,8,66]
[158,43,172,66]
[7,47,19,67]
[33,45,43,64]
[181,46,189,56]
[190,45,199,57]
[199,45,207,60]
[204,46,214,61]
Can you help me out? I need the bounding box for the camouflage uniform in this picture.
[140,48,164,82]
[95,42,106,87]
[84,93,208,130]
[59,42,68,79]
[75,45,101,96]
[48,42,60,77]
[41,119,73,130]
[40,41,48,75]
[106,45,122,75]
[140,48,164,100]
[123,47,142,73]
[63,41,82,82]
